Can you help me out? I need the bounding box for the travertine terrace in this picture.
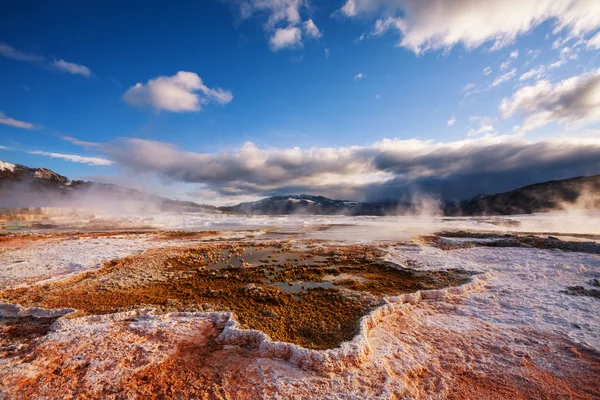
[1,212,599,399]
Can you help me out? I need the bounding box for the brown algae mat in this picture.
[0,240,474,350]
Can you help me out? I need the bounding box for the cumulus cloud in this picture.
[0,112,37,129]
[240,0,302,27]
[340,0,600,54]
[122,71,233,112]
[103,136,600,202]
[28,151,113,166]
[236,0,320,50]
[492,68,516,87]
[0,43,44,62]
[447,116,456,126]
[269,27,302,50]
[500,68,600,132]
[52,59,93,77]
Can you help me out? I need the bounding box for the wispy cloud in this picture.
[61,136,102,148]
[447,116,456,126]
[0,42,92,77]
[28,151,113,166]
[303,19,322,39]
[461,82,479,97]
[0,112,37,129]
[52,59,93,77]
[492,68,516,87]
[354,72,365,80]
[519,65,546,81]
[0,43,44,62]
[588,32,600,49]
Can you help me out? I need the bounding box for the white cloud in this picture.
[122,71,233,112]
[447,116,456,126]
[53,59,93,77]
[237,0,320,50]
[303,19,321,39]
[28,151,113,166]
[588,32,600,49]
[526,49,541,63]
[548,59,566,69]
[340,0,600,54]
[354,72,365,80]
[241,0,303,28]
[269,27,303,51]
[0,43,91,78]
[483,67,492,76]
[325,48,331,58]
[500,68,600,132]
[500,60,512,70]
[510,49,519,59]
[519,65,547,81]
[467,125,495,137]
[461,82,479,97]
[467,115,497,137]
[0,43,44,62]
[61,136,101,148]
[0,112,36,129]
[492,68,516,87]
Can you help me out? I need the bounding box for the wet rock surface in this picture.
[563,286,600,299]
[422,231,600,253]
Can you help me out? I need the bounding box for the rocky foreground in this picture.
[0,225,599,399]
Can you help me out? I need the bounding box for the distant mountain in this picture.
[0,160,70,185]
[220,194,402,216]
[445,174,600,215]
[224,175,600,216]
[0,160,219,213]
[2,160,598,216]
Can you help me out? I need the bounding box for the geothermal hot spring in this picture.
[1,208,599,399]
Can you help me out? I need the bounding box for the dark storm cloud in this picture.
[104,136,600,202]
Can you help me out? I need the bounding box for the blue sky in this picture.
[1,0,600,204]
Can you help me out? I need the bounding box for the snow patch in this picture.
[0,161,16,171]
